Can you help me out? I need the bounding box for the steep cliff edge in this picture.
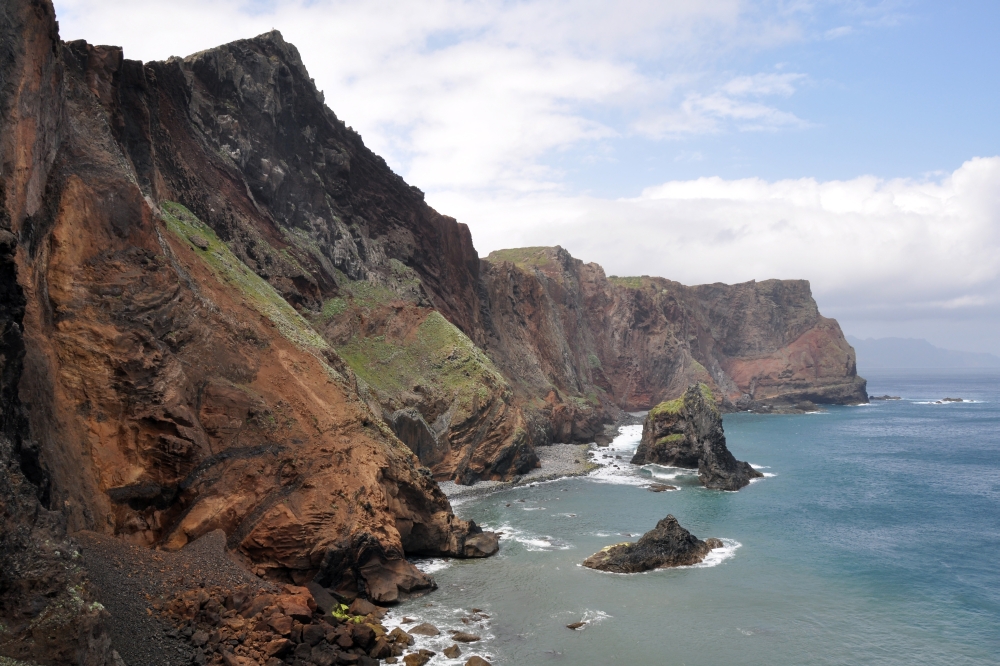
[1,3,497,642]
[632,383,762,491]
[1,6,865,651]
[481,246,866,430]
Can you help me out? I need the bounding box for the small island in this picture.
[582,515,723,573]
[631,383,763,490]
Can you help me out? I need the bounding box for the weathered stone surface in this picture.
[0,0,499,618]
[465,657,491,666]
[582,515,720,573]
[408,623,440,636]
[632,383,763,491]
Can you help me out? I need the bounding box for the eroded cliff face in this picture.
[1,1,496,635]
[480,246,867,428]
[1,4,865,648]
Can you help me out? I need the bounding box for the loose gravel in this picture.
[77,529,275,666]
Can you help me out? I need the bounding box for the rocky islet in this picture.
[582,515,723,574]
[632,383,763,491]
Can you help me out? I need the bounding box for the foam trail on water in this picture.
[487,522,573,551]
[409,558,451,574]
[680,538,741,568]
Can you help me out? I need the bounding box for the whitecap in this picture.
[409,558,452,574]
[486,523,573,551]
[679,538,741,568]
[382,605,496,665]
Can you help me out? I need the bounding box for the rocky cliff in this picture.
[480,246,867,435]
[1,3,498,650]
[631,383,762,491]
[0,1,866,657]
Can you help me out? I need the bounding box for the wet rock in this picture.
[452,632,480,642]
[403,650,435,665]
[566,622,586,630]
[582,515,721,573]
[647,483,677,492]
[443,644,461,658]
[632,384,762,491]
[465,657,492,666]
[463,532,500,557]
[388,627,414,646]
[358,556,436,604]
[408,623,440,636]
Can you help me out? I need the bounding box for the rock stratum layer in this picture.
[632,383,763,490]
[1,1,495,652]
[0,1,863,660]
[582,515,722,573]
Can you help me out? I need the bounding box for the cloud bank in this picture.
[432,157,1000,350]
[52,1,998,352]
[53,0,818,192]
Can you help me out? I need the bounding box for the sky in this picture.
[53,0,1000,354]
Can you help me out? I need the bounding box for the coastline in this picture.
[439,413,645,503]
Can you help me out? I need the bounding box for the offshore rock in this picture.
[582,515,721,573]
[632,384,762,491]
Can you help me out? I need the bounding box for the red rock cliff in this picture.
[0,6,497,649]
[481,247,867,429]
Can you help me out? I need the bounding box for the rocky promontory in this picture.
[582,515,722,573]
[632,384,763,491]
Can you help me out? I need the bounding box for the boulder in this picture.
[465,657,491,666]
[408,623,440,636]
[358,556,436,604]
[582,515,721,573]
[632,384,762,491]
[452,632,480,642]
[443,645,461,658]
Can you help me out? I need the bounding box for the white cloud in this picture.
[52,0,817,192]
[431,157,1000,348]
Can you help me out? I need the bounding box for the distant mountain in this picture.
[847,336,1000,369]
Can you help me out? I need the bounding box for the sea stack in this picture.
[632,383,763,491]
[582,515,723,573]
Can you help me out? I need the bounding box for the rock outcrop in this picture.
[0,0,496,632]
[631,384,763,490]
[480,247,867,427]
[582,515,722,573]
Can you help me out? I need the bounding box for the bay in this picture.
[391,369,1000,665]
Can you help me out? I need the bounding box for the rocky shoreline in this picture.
[439,414,642,502]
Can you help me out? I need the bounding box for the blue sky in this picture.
[54,0,1000,354]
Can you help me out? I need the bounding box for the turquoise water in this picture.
[393,370,1000,665]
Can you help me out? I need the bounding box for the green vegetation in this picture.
[649,396,684,418]
[587,352,602,370]
[486,247,555,269]
[697,381,714,403]
[331,603,366,624]
[336,310,509,422]
[655,433,685,445]
[608,276,648,289]
[160,201,329,351]
[320,297,347,321]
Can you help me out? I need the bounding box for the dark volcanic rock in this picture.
[632,383,763,491]
[582,515,719,573]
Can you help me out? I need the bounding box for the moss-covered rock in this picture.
[632,383,762,491]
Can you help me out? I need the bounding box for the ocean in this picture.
[390,369,1000,665]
